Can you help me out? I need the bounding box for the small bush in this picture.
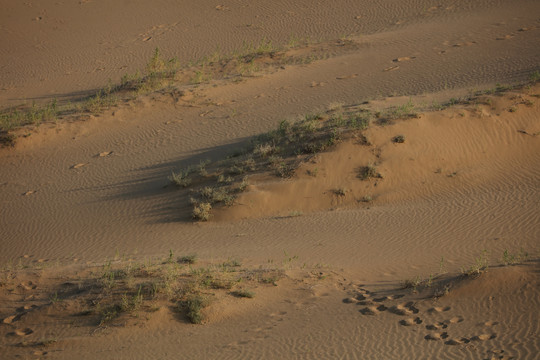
[181,294,210,324]
[358,165,380,180]
[169,170,192,187]
[192,202,212,221]
[392,135,405,143]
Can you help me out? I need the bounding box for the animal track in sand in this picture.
[19,281,37,290]
[444,316,464,324]
[14,328,34,336]
[389,302,419,316]
[336,74,358,80]
[399,317,422,326]
[425,332,448,341]
[71,163,87,169]
[428,306,451,313]
[3,314,23,324]
[471,333,497,341]
[359,305,387,315]
[426,322,448,330]
[392,56,416,62]
[444,337,470,345]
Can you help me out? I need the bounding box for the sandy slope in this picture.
[1,0,539,359]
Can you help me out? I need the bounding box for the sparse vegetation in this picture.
[178,254,198,264]
[169,169,193,187]
[357,165,381,180]
[231,289,255,298]
[392,134,405,143]
[180,294,211,324]
[0,38,354,145]
[460,250,489,277]
[192,202,212,221]
[501,248,528,265]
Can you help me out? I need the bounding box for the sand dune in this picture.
[1,0,539,359]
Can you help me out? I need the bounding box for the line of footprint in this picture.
[344,286,498,346]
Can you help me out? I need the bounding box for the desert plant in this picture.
[169,170,192,187]
[192,202,212,221]
[357,165,380,180]
[231,289,255,298]
[178,254,198,264]
[501,248,528,265]
[392,135,405,143]
[461,250,489,276]
[180,294,210,324]
[238,176,249,192]
[360,195,373,203]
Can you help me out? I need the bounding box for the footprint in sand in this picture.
[444,337,470,345]
[471,333,496,341]
[359,304,387,315]
[3,314,22,324]
[336,74,358,80]
[19,281,37,290]
[496,35,514,40]
[428,306,451,313]
[14,328,34,336]
[389,302,419,316]
[389,304,413,316]
[383,66,399,72]
[71,163,87,169]
[425,332,448,341]
[356,293,370,301]
[444,316,464,325]
[33,351,48,356]
[484,320,499,327]
[17,304,37,312]
[426,322,448,330]
[98,151,113,157]
[22,190,36,196]
[393,56,415,63]
[400,317,422,326]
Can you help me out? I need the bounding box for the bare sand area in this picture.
[1,0,539,359]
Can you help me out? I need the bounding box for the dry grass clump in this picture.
[357,165,381,180]
[192,202,212,221]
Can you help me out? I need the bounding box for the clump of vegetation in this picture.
[231,289,255,298]
[501,248,528,265]
[360,195,373,203]
[392,134,405,143]
[357,165,381,180]
[169,169,192,187]
[178,254,198,264]
[192,202,212,221]
[376,100,418,125]
[180,294,211,324]
[461,250,489,277]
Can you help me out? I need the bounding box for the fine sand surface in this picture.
[1,0,539,359]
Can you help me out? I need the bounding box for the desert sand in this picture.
[1,0,539,359]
